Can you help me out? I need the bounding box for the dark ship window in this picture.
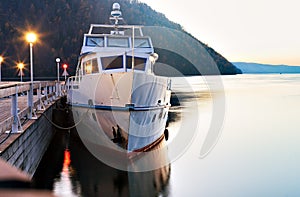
[107,37,129,48]
[86,37,104,47]
[101,56,123,70]
[126,56,146,71]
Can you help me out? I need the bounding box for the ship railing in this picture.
[66,76,81,91]
[167,78,172,90]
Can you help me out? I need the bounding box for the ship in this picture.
[67,3,171,155]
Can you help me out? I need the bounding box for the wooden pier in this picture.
[0,81,65,177]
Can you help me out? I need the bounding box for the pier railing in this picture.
[0,81,65,134]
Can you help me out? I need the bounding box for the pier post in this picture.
[44,84,49,105]
[11,86,22,133]
[49,86,53,102]
[27,84,33,119]
[38,83,45,111]
[56,82,59,97]
[27,83,37,119]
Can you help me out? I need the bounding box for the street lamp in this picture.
[0,56,3,82]
[56,58,61,82]
[26,32,37,83]
[62,63,68,81]
[25,32,37,119]
[17,63,24,82]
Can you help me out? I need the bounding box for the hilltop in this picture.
[0,0,241,79]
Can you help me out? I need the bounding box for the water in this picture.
[32,74,300,196]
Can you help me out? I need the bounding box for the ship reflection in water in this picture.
[32,108,176,196]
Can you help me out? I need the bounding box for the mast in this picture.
[110,3,124,34]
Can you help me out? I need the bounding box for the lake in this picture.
[32,74,300,196]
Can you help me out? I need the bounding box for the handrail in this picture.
[0,81,65,134]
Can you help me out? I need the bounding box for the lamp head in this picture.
[17,63,24,69]
[63,64,68,69]
[26,32,37,43]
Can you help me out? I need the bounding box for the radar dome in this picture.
[112,3,121,11]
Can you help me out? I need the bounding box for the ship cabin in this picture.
[75,24,157,77]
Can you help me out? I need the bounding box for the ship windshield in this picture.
[100,55,146,71]
[101,56,123,70]
[126,56,146,71]
[134,38,151,48]
[107,37,129,48]
[86,37,104,47]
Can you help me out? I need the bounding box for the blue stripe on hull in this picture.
[69,103,169,111]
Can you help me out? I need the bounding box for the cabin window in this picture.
[83,58,99,74]
[101,56,123,70]
[134,38,151,48]
[86,37,104,47]
[107,37,129,48]
[126,56,146,71]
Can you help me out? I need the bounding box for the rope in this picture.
[0,118,27,145]
[0,106,89,145]
[38,108,90,130]
[0,130,11,145]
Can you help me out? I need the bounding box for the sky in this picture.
[139,0,300,65]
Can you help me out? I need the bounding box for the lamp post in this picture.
[17,63,24,82]
[62,63,68,81]
[26,32,37,119]
[26,32,37,83]
[0,56,3,82]
[56,58,61,82]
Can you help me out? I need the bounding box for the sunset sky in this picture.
[140,0,300,65]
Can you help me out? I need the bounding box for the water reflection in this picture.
[70,131,170,197]
[32,127,171,197]
[53,149,76,197]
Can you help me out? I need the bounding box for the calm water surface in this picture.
[32,74,300,196]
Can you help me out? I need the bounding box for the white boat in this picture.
[67,3,171,154]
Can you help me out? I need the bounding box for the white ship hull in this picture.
[68,72,171,110]
[69,72,171,152]
[72,106,169,152]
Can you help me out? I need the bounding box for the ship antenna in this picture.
[110,3,123,26]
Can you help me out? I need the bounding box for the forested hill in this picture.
[0,0,241,79]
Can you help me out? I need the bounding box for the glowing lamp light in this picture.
[17,62,24,69]
[0,56,3,63]
[26,32,37,43]
[63,63,68,69]
[17,62,25,82]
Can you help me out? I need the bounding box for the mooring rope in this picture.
[0,131,11,145]
[0,118,27,145]
[38,108,90,130]
[0,108,89,145]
